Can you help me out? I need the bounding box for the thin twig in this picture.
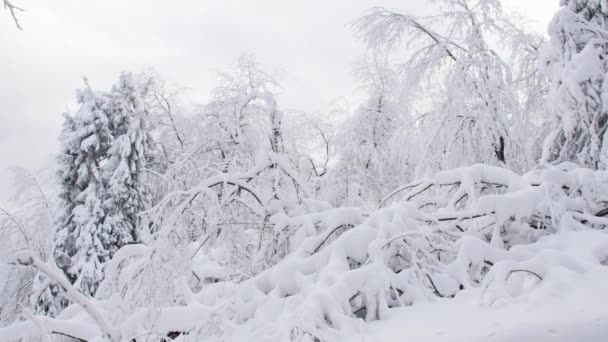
[3,0,23,30]
[506,269,543,282]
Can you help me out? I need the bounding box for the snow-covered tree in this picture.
[201,54,283,171]
[0,166,56,321]
[505,19,548,164]
[54,74,152,301]
[355,0,537,175]
[282,109,335,192]
[331,54,406,207]
[103,72,151,246]
[54,83,115,298]
[540,0,608,168]
[142,54,308,278]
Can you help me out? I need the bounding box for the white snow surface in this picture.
[364,230,608,342]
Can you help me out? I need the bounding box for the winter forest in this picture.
[2,0,608,341]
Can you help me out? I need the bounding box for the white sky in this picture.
[0,0,556,200]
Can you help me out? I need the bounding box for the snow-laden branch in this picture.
[354,2,538,173]
[379,164,518,208]
[5,163,608,341]
[9,250,121,341]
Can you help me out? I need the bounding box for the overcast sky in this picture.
[0,0,556,201]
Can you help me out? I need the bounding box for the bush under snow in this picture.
[2,163,608,341]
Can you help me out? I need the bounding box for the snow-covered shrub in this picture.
[3,163,607,341]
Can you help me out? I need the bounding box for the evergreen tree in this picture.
[53,74,151,302]
[540,0,608,168]
[54,113,81,280]
[103,72,151,248]
[32,113,80,316]
[54,83,115,298]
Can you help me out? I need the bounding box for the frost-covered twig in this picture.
[0,207,30,245]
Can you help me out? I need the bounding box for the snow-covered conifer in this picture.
[54,83,115,298]
[103,72,151,247]
[540,0,608,168]
[54,74,152,300]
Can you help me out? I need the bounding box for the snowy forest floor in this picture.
[365,286,608,342]
[363,231,608,342]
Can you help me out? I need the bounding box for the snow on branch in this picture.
[4,163,608,341]
[354,7,460,60]
[9,250,120,341]
[215,163,608,337]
